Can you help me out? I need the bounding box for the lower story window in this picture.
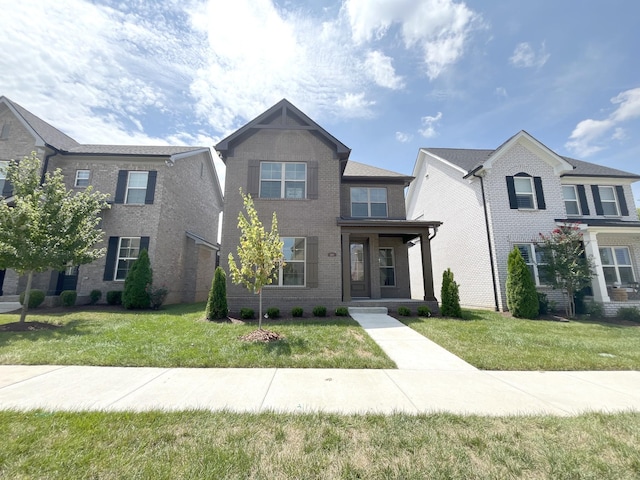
[515,243,549,286]
[275,237,306,286]
[379,248,395,286]
[115,237,141,280]
[600,246,636,286]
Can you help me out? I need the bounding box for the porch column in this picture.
[341,233,351,302]
[583,230,610,302]
[420,229,437,301]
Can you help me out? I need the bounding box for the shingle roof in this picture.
[343,160,412,179]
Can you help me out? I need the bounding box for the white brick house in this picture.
[406,131,640,316]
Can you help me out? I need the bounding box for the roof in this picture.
[65,145,206,157]
[343,160,413,184]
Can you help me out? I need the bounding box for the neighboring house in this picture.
[0,96,223,304]
[406,130,640,316]
[216,99,441,313]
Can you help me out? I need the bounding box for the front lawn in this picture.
[0,303,394,369]
[402,310,640,370]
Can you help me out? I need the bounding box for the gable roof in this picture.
[215,99,351,161]
[343,160,413,185]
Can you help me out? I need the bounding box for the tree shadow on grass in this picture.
[0,319,90,347]
[241,336,309,356]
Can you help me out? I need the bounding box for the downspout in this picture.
[40,146,58,185]
[472,170,500,312]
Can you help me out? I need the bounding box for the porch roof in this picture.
[337,217,441,242]
[555,218,640,228]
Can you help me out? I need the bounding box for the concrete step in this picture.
[348,306,388,315]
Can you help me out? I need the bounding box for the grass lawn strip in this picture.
[402,309,640,370]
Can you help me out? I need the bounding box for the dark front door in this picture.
[55,266,79,294]
[350,239,370,298]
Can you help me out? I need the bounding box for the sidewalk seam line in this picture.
[0,365,70,390]
[383,370,420,413]
[258,368,278,411]
[104,367,171,409]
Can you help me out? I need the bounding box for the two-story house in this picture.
[216,99,441,313]
[406,130,640,316]
[0,96,223,304]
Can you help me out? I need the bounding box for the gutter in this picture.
[40,146,59,185]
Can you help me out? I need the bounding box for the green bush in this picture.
[266,307,280,319]
[335,307,349,316]
[146,285,168,310]
[106,290,122,305]
[89,289,102,305]
[397,306,411,316]
[60,290,77,307]
[440,268,462,318]
[617,306,640,323]
[205,267,228,320]
[506,248,539,319]
[538,292,549,315]
[19,289,45,309]
[417,305,431,317]
[123,249,152,309]
[586,301,604,318]
[291,307,304,317]
[240,308,254,319]
[312,306,327,317]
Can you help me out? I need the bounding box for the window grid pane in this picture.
[115,238,141,280]
[260,163,306,199]
[126,172,148,204]
[350,187,388,217]
[278,237,305,286]
[599,246,636,285]
[514,178,535,209]
[75,170,90,187]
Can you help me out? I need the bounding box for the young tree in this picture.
[206,266,228,320]
[228,191,284,329]
[440,268,462,318]
[122,249,152,309]
[537,224,595,318]
[0,153,109,322]
[506,247,539,319]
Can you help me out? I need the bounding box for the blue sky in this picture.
[1,0,639,205]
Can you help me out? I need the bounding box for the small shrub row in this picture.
[397,305,432,317]
[60,290,77,307]
[617,306,640,323]
[19,289,45,309]
[236,305,342,319]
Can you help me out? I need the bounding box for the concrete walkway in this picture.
[0,302,21,314]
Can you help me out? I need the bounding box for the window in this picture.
[600,247,635,286]
[515,244,550,286]
[562,185,581,216]
[598,186,619,216]
[114,237,141,280]
[514,177,535,209]
[351,187,388,217]
[125,171,149,204]
[273,237,305,286]
[0,124,9,140]
[379,248,395,286]
[0,160,7,194]
[260,162,306,199]
[75,170,90,187]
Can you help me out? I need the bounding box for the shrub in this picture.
[205,267,228,320]
[440,268,462,318]
[146,285,168,310]
[19,289,45,309]
[89,289,102,305]
[266,307,280,319]
[586,301,604,318]
[617,306,640,323]
[60,290,77,307]
[106,290,122,305]
[538,292,549,315]
[291,307,304,317]
[240,308,254,319]
[123,249,152,309]
[312,306,327,317]
[335,307,349,316]
[397,306,411,316]
[506,248,539,319]
[417,305,431,317]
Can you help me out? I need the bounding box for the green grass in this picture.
[402,309,640,370]
[1,410,639,479]
[0,303,394,369]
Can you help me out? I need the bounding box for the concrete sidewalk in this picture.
[0,302,21,314]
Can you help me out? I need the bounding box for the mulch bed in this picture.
[0,321,62,332]
[239,328,285,343]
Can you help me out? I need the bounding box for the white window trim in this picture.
[562,185,581,216]
[259,162,307,199]
[75,169,90,188]
[515,243,548,287]
[275,237,306,287]
[514,177,536,210]
[598,186,620,216]
[350,187,388,217]
[379,247,396,287]
[114,237,141,281]
[125,171,148,204]
[0,160,8,180]
[600,246,636,286]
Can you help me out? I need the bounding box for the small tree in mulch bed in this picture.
[506,247,539,319]
[205,266,228,320]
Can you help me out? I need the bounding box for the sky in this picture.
[1,0,639,205]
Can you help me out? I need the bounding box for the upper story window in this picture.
[514,177,535,209]
[115,170,157,205]
[562,185,581,216]
[260,162,306,199]
[274,237,306,286]
[126,171,149,204]
[0,161,8,194]
[115,237,141,280]
[600,246,635,286]
[0,123,9,140]
[515,243,550,286]
[506,174,546,210]
[75,170,90,188]
[351,187,388,217]
[598,186,619,216]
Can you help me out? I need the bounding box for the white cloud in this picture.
[509,42,550,68]
[335,92,376,117]
[364,51,405,90]
[344,0,478,79]
[419,112,442,138]
[495,87,508,98]
[566,87,640,157]
[395,131,413,143]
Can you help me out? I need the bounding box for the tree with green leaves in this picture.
[440,268,462,318]
[506,247,539,319]
[206,266,228,320]
[0,152,109,322]
[228,191,284,329]
[537,224,595,318]
[123,249,152,309]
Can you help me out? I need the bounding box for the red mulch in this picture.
[0,321,62,332]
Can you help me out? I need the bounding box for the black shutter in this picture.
[2,179,13,198]
[506,176,518,209]
[615,185,629,216]
[103,237,119,281]
[577,185,590,215]
[306,236,318,288]
[533,177,546,210]
[247,160,260,197]
[307,161,318,199]
[144,171,157,204]
[114,170,128,204]
[592,185,604,215]
[140,236,150,253]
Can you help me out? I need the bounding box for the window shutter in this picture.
[115,170,128,204]
[145,171,157,204]
[591,185,604,215]
[247,160,260,197]
[506,176,518,209]
[577,185,590,215]
[615,185,629,216]
[103,237,119,281]
[306,236,318,288]
[2,180,13,198]
[140,236,150,253]
[307,161,318,199]
[533,177,546,210]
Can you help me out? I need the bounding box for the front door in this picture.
[350,239,370,298]
[55,265,79,294]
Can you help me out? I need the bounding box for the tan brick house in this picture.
[0,96,223,304]
[216,99,440,313]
